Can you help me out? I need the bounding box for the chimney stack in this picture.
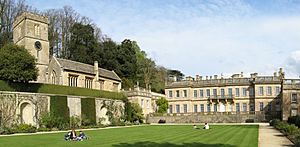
[94,61,99,81]
[206,76,208,80]
[196,75,200,81]
[214,75,218,79]
[199,76,203,80]
[241,72,244,78]
[210,76,212,80]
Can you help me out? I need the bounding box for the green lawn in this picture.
[0,125,258,147]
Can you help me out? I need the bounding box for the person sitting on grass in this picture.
[203,123,209,129]
[70,129,77,141]
[64,131,71,141]
[77,131,88,141]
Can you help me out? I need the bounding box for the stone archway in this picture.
[20,102,34,125]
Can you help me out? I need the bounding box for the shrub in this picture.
[37,127,51,132]
[288,116,300,128]
[270,119,280,126]
[285,124,299,135]
[40,112,69,130]
[158,119,166,123]
[50,96,69,129]
[70,116,81,129]
[14,124,36,133]
[0,127,14,135]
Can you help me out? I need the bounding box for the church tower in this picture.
[13,12,49,83]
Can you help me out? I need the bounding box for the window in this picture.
[206,89,210,97]
[249,87,254,96]
[176,90,180,97]
[268,102,272,111]
[235,88,240,97]
[250,103,255,112]
[200,90,204,98]
[169,91,173,98]
[169,105,173,113]
[267,86,272,96]
[183,104,188,113]
[228,88,233,97]
[183,90,187,97]
[146,100,150,108]
[176,105,180,113]
[242,103,247,112]
[259,102,264,111]
[213,89,217,97]
[259,87,264,96]
[236,103,240,112]
[292,93,297,103]
[113,83,119,91]
[200,104,204,112]
[99,80,104,90]
[34,24,40,36]
[141,99,144,108]
[68,74,78,87]
[207,104,211,112]
[214,104,217,112]
[276,86,280,95]
[85,77,93,89]
[242,88,247,96]
[51,70,56,84]
[194,105,198,112]
[194,90,197,98]
[221,89,225,98]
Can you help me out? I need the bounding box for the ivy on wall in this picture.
[50,96,69,127]
[81,98,96,126]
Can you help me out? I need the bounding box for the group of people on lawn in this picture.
[65,129,88,141]
[194,123,210,129]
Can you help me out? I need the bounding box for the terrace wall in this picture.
[147,112,276,123]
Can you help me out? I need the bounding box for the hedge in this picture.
[50,96,69,129]
[0,80,126,100]
[81,98,96,126]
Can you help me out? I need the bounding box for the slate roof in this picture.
[56,58,121,81]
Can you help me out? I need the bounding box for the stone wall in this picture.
[0,91,124,127]
[147,113,271,123]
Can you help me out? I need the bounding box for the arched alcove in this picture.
[20,102,34,125]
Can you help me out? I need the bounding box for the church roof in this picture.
[56,58,121,81]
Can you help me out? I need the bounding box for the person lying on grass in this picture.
[203,123,209,129]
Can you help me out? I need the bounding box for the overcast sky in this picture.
[27,0,300,78]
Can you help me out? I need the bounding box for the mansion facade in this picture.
[165,69,300,120]
[13,12,121,92]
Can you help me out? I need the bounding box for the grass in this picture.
[0,125,258,147]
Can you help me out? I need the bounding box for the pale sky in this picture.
[27,0,300,78]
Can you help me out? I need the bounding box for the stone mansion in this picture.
[165,69,300,121]
[13,12,121,92]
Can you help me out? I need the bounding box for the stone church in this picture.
[13,12,121,91]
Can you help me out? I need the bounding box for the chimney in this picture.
[250,73,258,78]
[214,75,218,79]
[241,72,244,78]
[273,72,277,77]
[94,61,99,81]
[210,76,212,80]
[196,75,200,81]
[199,76,203,80]
[206,76,208,80]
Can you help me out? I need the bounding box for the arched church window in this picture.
[52,70,56,84]
[34,24,40,37]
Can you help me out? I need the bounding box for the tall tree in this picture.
[0,43,38,82]
[68,22,98,64]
